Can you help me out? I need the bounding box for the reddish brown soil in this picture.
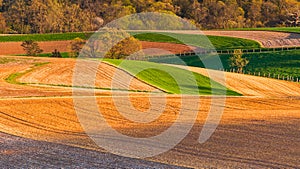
[0,41,195,56]
[0,41,72,55]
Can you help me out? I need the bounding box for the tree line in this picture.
[0,0,299,34]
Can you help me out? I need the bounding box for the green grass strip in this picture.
[105,59,241,96]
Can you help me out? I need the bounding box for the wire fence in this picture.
[145,46,300,59]
[145,46,300,83]
[220,68,300,83]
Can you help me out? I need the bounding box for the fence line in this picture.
[145,46,300,83]
[145,46,300,59]
[219,68,300,83]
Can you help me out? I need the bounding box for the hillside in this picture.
[0,55,299,167]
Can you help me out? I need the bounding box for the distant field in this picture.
[0,32,261,50]
[149,50,300,80]
[229,27,300,34]
[133,33,261,50]
[105,59,241,95]
[0,32,91,42]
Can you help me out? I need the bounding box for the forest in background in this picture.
[0,0,299,34]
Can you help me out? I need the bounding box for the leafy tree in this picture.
[21,40,43,56]
[6,0,30,33]
[82,28,142,59]
[229,49,249,73]
[28,0,48,33]
[0,12,6,33]
[69,37,85,58]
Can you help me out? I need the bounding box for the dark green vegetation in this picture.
[133,33,261,50]
[230,27,300,34]
[16,52,70,58]
[149,50,300,80]
[106,59,241,96]
[0,32,91,42]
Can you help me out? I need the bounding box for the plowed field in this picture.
[0,55,299,168]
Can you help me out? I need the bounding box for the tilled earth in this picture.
[0,132,187,168]
[0,55,299,168]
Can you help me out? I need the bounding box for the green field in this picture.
[228,27,300,34]
[149,50,300,80]
[105,59,241,95]
[0,32,92,42]
[0,32,261,50]
[133,33,261,50]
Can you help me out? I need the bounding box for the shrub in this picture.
[51,49,62,58]
[69,37,85,58]
[229,49,249,73]
[21,40,43,56]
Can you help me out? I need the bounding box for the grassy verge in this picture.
[227,27,300,34]
[105,59,241,96]
[149,50,300,79]
[16,52,70,58]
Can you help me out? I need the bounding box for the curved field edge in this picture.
[227,27,300,34]
[132,32,261,50]
[0,32,261,50]
[4,60,156,93]
[5,62,50,85]
[105,59,241,96]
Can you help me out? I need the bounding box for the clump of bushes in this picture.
[51,49,62,58]
[21,40,43,56]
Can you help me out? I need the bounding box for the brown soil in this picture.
[0,55,299,168]
[0,41,195,56]
[0,41,72,55]
[18,58,158,92]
